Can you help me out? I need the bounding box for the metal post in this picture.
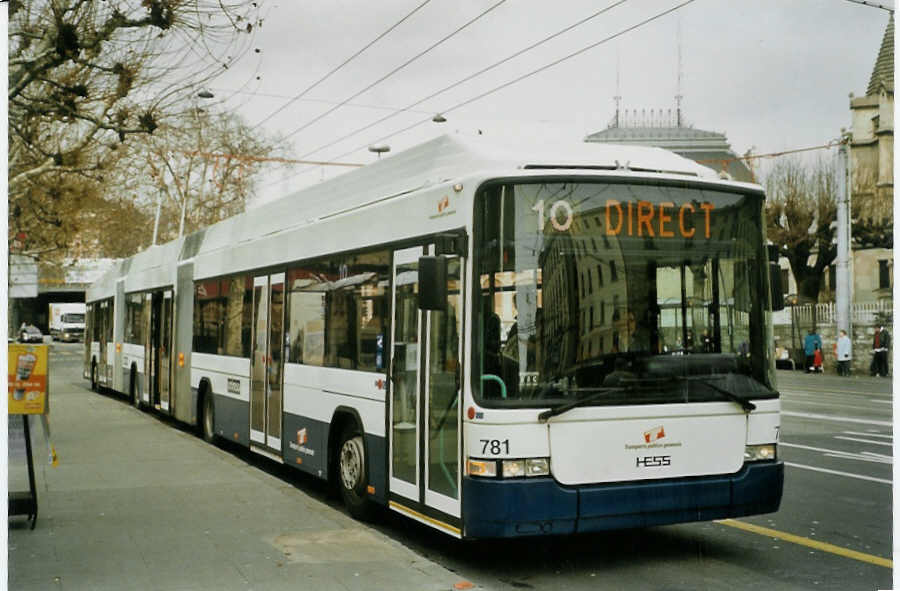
[835,139,851,334]
[151,188,163,246]
[178,194,187,238]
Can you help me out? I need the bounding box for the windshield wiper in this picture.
[677,375,756,413]
[537,387,626,423]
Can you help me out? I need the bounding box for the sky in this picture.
[202,0,893,205]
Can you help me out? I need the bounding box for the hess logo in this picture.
[636,455,671,468]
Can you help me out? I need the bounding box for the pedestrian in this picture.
[872,325,891,377]
[803,328,822,373]
[836,330,852,376]
[813,344,823,373]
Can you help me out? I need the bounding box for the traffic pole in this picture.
[835,137,851,335]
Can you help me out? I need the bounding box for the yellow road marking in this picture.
[717,519,892,568]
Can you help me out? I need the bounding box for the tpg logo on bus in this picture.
[643,425,665,443]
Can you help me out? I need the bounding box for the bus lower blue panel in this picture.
[212,393,249,448]
[283,414,328,478]
[578,462,783,532]
[363,434,387,506]
[462,462,783,538]
[462,478,578,538]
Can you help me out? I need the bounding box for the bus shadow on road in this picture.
[371,510,746,583]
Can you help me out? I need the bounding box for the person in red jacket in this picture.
[812,344,823,373]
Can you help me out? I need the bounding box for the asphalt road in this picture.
[25,345,894,591]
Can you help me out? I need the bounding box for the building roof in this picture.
[584,126,733,152]
[867,14,894,95]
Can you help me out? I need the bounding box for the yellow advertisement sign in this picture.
[8,344,49,415]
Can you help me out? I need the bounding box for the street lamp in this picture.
[368,144,390,159]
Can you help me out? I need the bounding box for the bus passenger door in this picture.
[148,290,174,412]
[389,247,423,502]
[98,301,109,384]
[389,246,462,524]
[250,273,285,456]
[423,253,462,517]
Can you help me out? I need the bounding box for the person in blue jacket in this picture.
[803,328,823,373]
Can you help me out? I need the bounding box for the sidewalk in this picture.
[775,367,894,392]
[8,349,476,591]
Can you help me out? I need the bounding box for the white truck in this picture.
[49,303,86,342]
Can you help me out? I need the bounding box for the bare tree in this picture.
[116,107,281,245]
[764,157,838,304]
[8,0,263,260]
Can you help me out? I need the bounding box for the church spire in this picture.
[866,13,894,96]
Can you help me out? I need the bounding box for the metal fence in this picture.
[772,300,893,327]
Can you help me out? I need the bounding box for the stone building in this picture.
[846,13,893,305]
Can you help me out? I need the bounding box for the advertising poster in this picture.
[8,344,49,415]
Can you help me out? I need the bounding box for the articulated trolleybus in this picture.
[85,135,784,538]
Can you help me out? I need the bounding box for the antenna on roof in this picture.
[675,15,683,127]
[614,46,622,128]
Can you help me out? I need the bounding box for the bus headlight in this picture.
[744,444,777,462]
[467,459,497,477]
[502,459,525,478]
[525,458,550,477]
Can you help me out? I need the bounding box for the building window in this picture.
[879,259,892,289]
[829,264,836,291]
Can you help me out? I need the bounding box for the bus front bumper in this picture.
[462,461,783,539]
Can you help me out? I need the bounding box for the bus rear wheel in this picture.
[90,362,98,392]
[338,424,375,521]
[201,392,216,444]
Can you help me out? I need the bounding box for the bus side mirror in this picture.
[419,256,447,310]
[769,262,785,311]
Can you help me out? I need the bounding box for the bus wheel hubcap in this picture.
[340,436,364,491]
[204,399,212,436]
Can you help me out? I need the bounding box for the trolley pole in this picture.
[835,137,851,334]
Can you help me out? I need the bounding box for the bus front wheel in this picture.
[337,424,375,521]
[201,392,216,444]
[90,362,98,392]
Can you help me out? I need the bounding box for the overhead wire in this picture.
[841,0,894,12]
[295,0,630,160]
[250,0,434,130]
[211,88,434,115]
[279,0,508,142]
[695,141,842,166]
[266,0,696,188]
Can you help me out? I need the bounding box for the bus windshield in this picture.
[473,181,777,408]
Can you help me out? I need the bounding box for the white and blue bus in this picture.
[84,134,784,538]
